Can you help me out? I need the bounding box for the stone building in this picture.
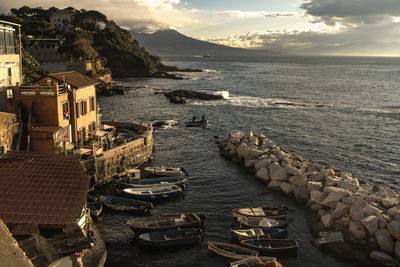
[16,71,99,153]
[50,7,76,31]
[0,20,22,111]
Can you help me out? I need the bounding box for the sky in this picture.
[2,0,400,56]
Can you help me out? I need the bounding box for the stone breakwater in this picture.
[219,131,400,266]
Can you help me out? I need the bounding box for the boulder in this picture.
[245,148,265,160]
[376,228,394,255]
[280,182,295,195]
[247,136,259,146]
[349,220,366,239]
[376,187,399,199]
[323,168,335,177]
[350,202,365,221]
[310,190,326,205]
[309,172,325,182]
[307,181,323,192]
[255,168,270,182]
[267,180,282,190]
[318,209,328,218]
[378,214,389,229]
[388,221,400,240]
[269,163,289,181]
[254,159,271,171]
[281,157,294,167]
[294,185,309,203]
[323,186,349,195]
[236,143,248,159]
[338,180,359,192]
[288,167,303,176]
[331,202,348,219]
[335,216,350,228]
[310,204,322,211]
[361,216,379,235]
[363,204,384,217]
[244,159,257,168]
[396,241,400,261]
[370,251,399,266]
[289,175,307,186]
[325,176,341,186]
[389,205,400,218]
[322,190,351,208]
[321,214,334,228]
[382,198,400,209]
[340,172,352,180]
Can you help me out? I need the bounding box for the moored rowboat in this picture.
[240,238,299,255]
[231,228,287,241]
[100,196,153,213]
[232,206,287,219]
[143,166,188,177]
[121,185,182,201]
[229,256,279,267]
[138,228,204,247]
[237,217,288,228]
[207,241,258,260]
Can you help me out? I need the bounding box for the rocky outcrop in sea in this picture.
[218,131,400,266]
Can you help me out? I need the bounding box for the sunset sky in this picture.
[1,0,400,55]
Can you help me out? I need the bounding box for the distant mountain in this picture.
[131,29,268,57]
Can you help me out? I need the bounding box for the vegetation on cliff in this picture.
[1,6,163,79]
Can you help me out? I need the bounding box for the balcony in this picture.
[17,84,67,97]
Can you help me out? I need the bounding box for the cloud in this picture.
[135,0,180,12]
[217,10,303,18]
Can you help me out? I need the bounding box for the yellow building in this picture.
[16,71,99,153]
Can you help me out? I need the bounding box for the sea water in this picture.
[98,55,399,266]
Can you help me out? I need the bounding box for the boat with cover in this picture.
[186,120,208,127]
[240,238,299,255]
[231,228,287,241]
[100,196,153,213]
[121,185,182,201]
[143,166,188,177]
[138,228,204,247]
[229,256,279,267]
[237,217,288,229]
[126,213,205,233]
[207,241,259,260]
[232,206,287,219]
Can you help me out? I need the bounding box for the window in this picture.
[83,100,88,115]
[62,101,69,120]
[76,101,83,117]
[0,29,5,54]
[89,96,95,112]
[88,122,96,135]
[77,127,85,145]
[5,30,15,54]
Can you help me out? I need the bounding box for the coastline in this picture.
[218,131,400,266]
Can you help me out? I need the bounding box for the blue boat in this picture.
[138,228,204,247]
[230,228,287,241]
[121,185,182,201]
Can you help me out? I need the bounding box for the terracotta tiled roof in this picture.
[30,125,62,134]
[0,151,89,233]
[47,71,99,89]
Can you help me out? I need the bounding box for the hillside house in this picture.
[16,71,100,153]
[50,8,76,31]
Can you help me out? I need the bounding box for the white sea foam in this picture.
[215,90,230,99]
[203,69,219,73]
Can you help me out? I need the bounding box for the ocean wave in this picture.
[203,69,220,73]
[190,93,330,109]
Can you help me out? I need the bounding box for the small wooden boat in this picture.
[237,217,288,228]
[121,185,182,201]
[100,196,153,213]
[143,166,188,177]
[207,241,258,260]
[116,177,187,189]
[186,120,208,127]
[138,228,204,247]
[240,238,299,255]
[231,228,287,241]
[229,256,279,267]
[126,213,205,233]
[232,206,287,219]
[87,195,102,217]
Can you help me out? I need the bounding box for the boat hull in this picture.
[231,228,287,241]
[138,228,204,247]
[232,206,287,219]
[100,196,153,213]
[121,186,182,201]
[240,238,299,255]
[207,241,258,260]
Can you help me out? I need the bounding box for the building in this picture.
[16,71,99,153]
[0,20,22,111]
[50,8,76,31]
[0,151,89,234]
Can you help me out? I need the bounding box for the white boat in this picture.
[121,185,182,201]
[143,166,188,177]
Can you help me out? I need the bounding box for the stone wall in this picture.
[81,133,153,185]
[219,131,400,266]
[0,112,19,154]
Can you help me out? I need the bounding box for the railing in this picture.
[18,84,67,96]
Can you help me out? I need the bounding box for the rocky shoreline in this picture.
[218,131,400,266]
